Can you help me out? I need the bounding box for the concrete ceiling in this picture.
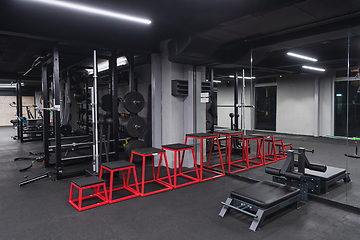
[0,0,359,79]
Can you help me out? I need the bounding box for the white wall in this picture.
[318,71,334,136]
[277,74,316,135]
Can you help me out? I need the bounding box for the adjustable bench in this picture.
[219,150,304,231]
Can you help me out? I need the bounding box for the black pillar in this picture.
[42,63,50,167]
[16,77,24,142]
[85,76,90,134]
[53,46,62,179]
[127,53,135,92]
[111,50,119,161]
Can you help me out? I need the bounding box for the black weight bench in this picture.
[219,181,300,231]
[276,148,351,195]
[219,150,304,231]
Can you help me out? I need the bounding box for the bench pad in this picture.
[230,181,300,209]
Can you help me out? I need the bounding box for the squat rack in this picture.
[41,46,135,180]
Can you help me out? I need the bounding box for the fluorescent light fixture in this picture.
[302,66,325,72]
[287,52,318,62]
[336,94,342,97]
[213,80,222,83]
[87,56,128,74]
[229,75,256,79]
[31,0,151,24]
[0,83,24,88]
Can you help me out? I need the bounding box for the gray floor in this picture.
[1,126,360,240]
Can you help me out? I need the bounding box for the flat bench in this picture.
[219,181,300,231]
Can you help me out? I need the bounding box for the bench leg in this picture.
[344,173,351,183]
[249,209,265,232]
[293,199,301,209]
[219,197,233,217]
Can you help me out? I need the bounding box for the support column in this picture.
[151,53,162,149]
[111,50,119,161]
[53,46,62,180]
[41,63,50,167]
[182,65,194,167]
[127,53,135,92]
[195,66,206,164]
[16,77,23,142]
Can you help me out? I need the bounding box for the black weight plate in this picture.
[71,70,88,83]
[206,113,213,130]
[61,124,72,136]
[100,94,112,112]
[119,116,146,138]
[125,139,147,161]
[123,91,145,114]
[206,97,212,111]
[74,89,86,103]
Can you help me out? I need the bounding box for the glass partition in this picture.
[210,27,360,209]
[345,27,360,207]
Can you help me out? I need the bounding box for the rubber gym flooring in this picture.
[1,126,360,240]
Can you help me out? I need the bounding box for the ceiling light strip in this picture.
[33,0,151,24]
[302,66,325,72]
[229,75,256,79]
[287,52,318,62]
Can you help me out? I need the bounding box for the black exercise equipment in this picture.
[124,139,147,161]
[100,91,145,114]
[206,97,212,111]
[19,172,53,187]
[119,115,146,138]
[345,140,360,158]
[123,91,145,114]
[60,124,72,136]
[15,152,45,171]
[219,150,304,231]
[229,113,239,130]
[206,113,213,130]
[98,116,112,163]
[74,89,87,103]
[100,94,112,112]
[274,147,351,195]
[70,69,88,84]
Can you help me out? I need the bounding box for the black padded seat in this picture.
[132,147,165,155]
[72,176,105,188]
[230,181,300,209]
[186,133,218,138]
[304,166,346,181]
[162,143,193,150]
[101,160,134,170]
[213,130,243,135]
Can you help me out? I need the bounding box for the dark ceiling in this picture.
[0,0,360,81]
